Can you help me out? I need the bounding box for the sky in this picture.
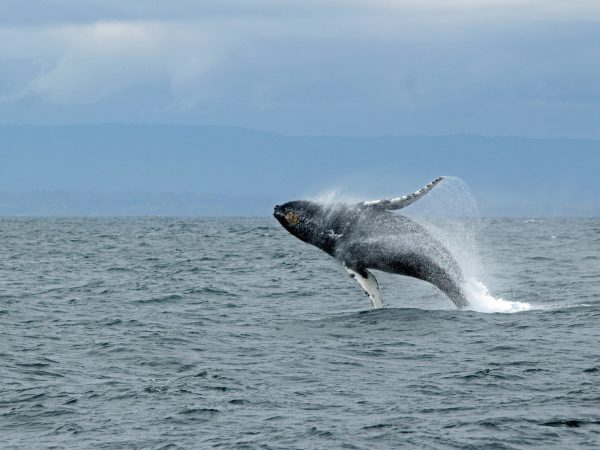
[0,2,599,216]
[1,0,600,137]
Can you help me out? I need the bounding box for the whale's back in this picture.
[335,210,467,307]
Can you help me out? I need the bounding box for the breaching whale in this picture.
[273,177,468,309]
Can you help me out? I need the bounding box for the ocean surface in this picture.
[1,217,599,449]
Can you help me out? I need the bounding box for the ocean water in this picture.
[1,217,599,449]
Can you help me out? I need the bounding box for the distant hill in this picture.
[1,125,599,216]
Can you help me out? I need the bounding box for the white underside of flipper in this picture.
[357,176,444,211]
[344,264,384,309]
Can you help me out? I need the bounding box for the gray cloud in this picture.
[0,2,599,136]
[0,22,226,105]
[3,1,600,25]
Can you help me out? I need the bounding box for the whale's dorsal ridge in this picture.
[357,176,444,211]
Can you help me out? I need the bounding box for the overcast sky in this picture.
[1,1,599,137]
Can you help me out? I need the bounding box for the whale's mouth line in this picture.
[273,211,285,224]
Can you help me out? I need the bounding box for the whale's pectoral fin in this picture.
[357,176,444,211]
[344,264,384,309]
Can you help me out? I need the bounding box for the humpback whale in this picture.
[273,177,468,309]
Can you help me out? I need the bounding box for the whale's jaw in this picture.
[273,205,285,224]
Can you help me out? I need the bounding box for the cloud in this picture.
[0,1,599,136]
[0,22,222,105]
[0,1,599,42]
[1,1,600,25]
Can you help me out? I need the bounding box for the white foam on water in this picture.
[463,277,532,313]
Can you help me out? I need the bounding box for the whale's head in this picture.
[273,200,324,245]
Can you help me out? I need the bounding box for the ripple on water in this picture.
[1,217,599,449]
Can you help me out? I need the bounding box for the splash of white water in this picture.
[408,177,534,313]
[463,277,532,313]
[309,188,361,205]
[395,176,536,314]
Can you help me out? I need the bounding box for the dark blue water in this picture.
[1,217,599,448]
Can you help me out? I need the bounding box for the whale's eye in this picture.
[285,211,300,225]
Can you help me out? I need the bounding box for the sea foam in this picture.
[463,277,532,313]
